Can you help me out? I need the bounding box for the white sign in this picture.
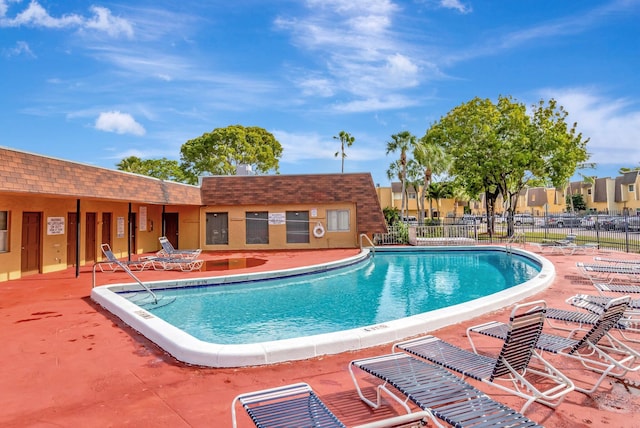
[139,206,147,232]
[47,217,65,235]
[117,217,125,238]
[268,212,286,225]
[311,208,318,217]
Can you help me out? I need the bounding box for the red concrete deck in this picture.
[2,247,640,427]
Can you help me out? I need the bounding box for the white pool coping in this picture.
[91,246,555,367]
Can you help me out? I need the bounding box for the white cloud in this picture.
[439,0,472,14]
[95,111,145,136]
[2,40,34,58]
[83,6,134,38]
[539,87,640,167]
[275,0,429,110]
[0,1,133,38]
[273,129,382,163]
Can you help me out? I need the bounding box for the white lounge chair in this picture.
[231,382,433,428]
[99,243,152,272]
[158,236,201,260]
[349,353,542,427]
[468,296,640,394]
[393,301,574,413]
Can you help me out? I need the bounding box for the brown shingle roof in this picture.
[0,147,201,205]
[527,188,548,207]
[593,177,608,203]
[200,173,387,235]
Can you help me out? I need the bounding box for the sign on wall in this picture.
[139,206,147,232]
[268,212,286,225]
[47,217,65,235]
[117,216,125,238]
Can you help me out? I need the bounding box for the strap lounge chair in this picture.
[594,257,640,266]
[393,301,573,413]
[349,353,542,427]
[577,262,640,283]
[98,243,152,272]
[231,382,432,428]
[158,236,201,260]
[149,256,203,272]
[468,296,640,394]
[570,293,640,312]
[594,281,640,295]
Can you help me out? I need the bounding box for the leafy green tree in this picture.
[566,193,587,211]
[333,131,355,173]
[180,125,282,184]
[386,131,418,221]
[116,156,187,182]
[424,96,589,237]
[382,206,400,225]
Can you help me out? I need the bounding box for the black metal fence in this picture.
[376,212,640,254]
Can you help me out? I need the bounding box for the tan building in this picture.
[376,182,463,219]
[0,147,386,282]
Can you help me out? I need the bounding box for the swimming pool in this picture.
[91,246,554,367]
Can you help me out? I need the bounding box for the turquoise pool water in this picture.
[128,249,540,345]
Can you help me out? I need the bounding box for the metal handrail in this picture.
[92,260,157,304]
[359,233,376,257]
[505,231,525,254]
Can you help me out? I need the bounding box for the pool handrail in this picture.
[359,233,375,256]
[92,260,158,304]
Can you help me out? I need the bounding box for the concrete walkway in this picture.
[2,247,640,427]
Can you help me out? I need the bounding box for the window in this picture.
[286,211,309,243]
[327,210,350,232]
[246,212,268,244]
[630,184,635,192]
[408,192,416,199]
[0,211,7,252]
[205,212,228,245]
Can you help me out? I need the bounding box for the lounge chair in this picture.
[594,281,640,295]
[149,256,203,272]
[559,242,599,255]
[570,294,640,312]
[468,296,640,394]
[393,301,573,413]
[158,236,201,260]
[577,262,640,283]
[528,234,594,255]
[98,243,151,272]
[349,353,542,427]
[231,382,432,428]
[558,294,640,343]
[594,257,640,266]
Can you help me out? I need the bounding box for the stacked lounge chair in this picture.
[467,296,640,394]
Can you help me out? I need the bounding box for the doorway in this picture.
[101,213,112,258]
[128,212,137,255]
[85,212,96,263]
[21,212,41,275]
[164,212,179,248]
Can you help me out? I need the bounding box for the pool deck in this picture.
[2,246,640,427]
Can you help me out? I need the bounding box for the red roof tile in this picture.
[200,173,388,235]
[0,147,201,205]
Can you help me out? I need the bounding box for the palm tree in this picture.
[426,181,453,219]
[414,136,450,221]
[565,162,596,213]
[333,131,355,173]
[386,131,417,221]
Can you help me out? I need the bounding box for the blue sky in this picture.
[1,0,639,187]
